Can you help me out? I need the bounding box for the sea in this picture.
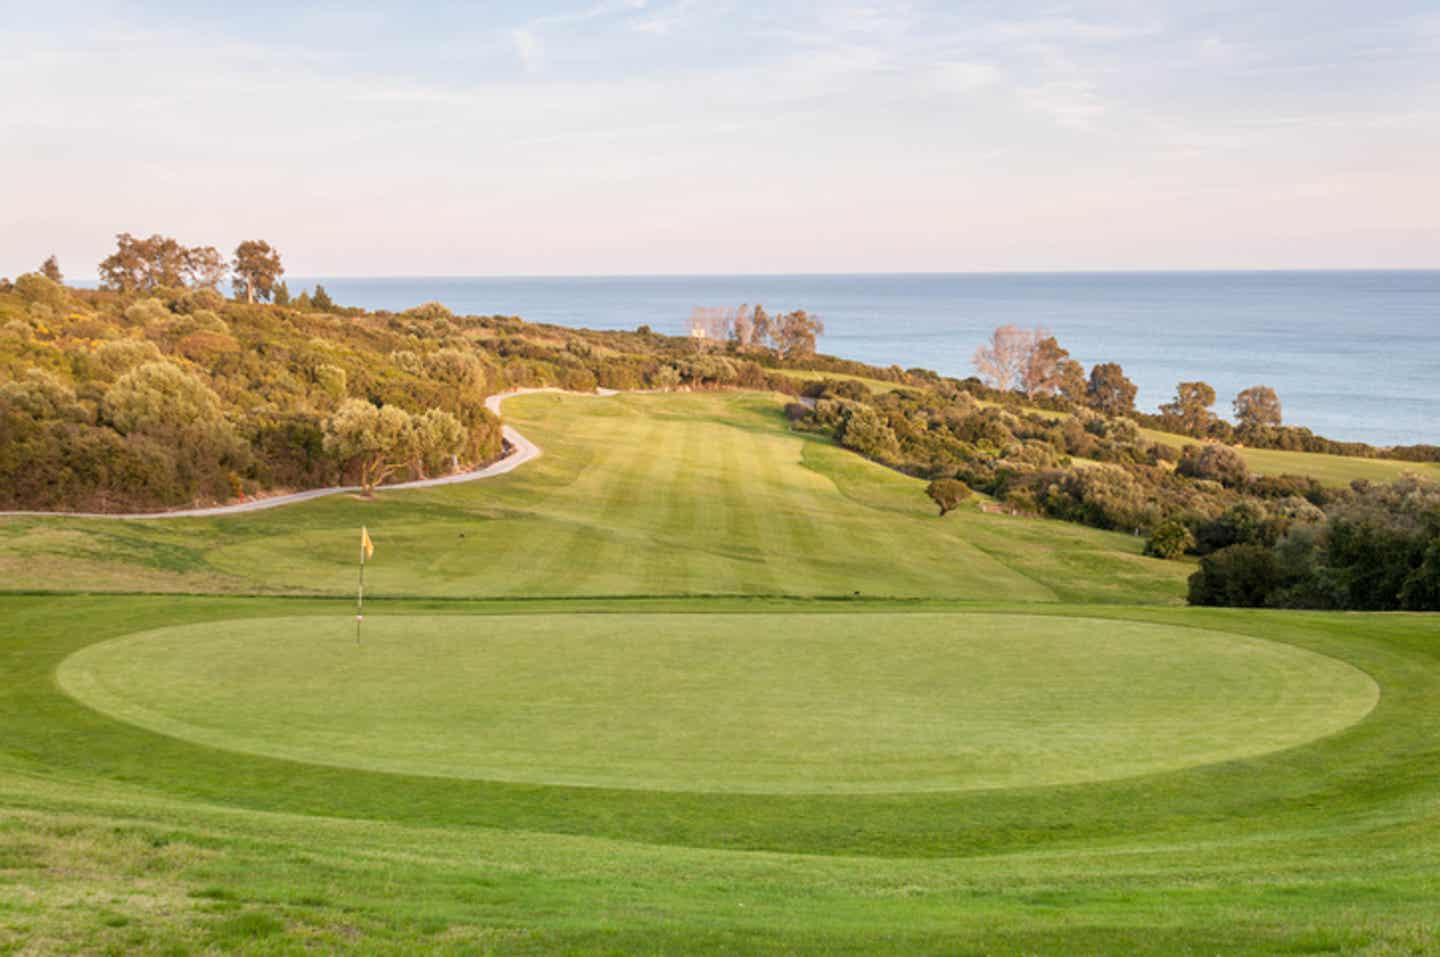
[292,271,1439,447]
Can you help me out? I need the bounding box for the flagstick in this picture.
[356,540,366,645]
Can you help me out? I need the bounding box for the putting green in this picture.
[58,613,1378,794]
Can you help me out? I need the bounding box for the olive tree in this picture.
[323,400,467,493]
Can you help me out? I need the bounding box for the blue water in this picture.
[299,272,1440,447]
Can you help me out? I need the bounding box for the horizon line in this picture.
[60,266,1440,284]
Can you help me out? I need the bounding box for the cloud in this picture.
[982,17,1160,44]
[1019,80,1107,129]
[931,61,1000,94]
[630,0,694,36]
[510,28,541,73]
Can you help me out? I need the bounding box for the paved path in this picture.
[0,388,618,521]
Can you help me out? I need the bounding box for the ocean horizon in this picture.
[285,270,1439,448]
[78,269,1440,447]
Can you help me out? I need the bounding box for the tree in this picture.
[311,284,334,311]
[39,255,62,284]
[323,400,416,494]
[751,305,772,347]
[184,245,228,290]
[273,281,291,306]
[926,478,971,516]
[231,240,284,303]
[98,233,190,292]
[1086,363,1137,416]
[1160,381,1217,435]
[771,310,825,359]
[412,408,467,477]
[973,325,1032,392]
[1234,385,1282,429]
[1022,335,1085,398]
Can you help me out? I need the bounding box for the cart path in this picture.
[0,388,618,520]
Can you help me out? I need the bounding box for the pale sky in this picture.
[4,1,1439,277]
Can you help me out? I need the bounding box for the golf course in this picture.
[3,391,1439,954]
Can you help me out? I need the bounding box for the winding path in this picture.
[0,388,617,521]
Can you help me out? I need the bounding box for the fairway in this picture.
[59,612,1376,794]
[0,392,1189,603]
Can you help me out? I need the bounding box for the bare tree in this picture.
[972,325,1035,392]
[686,306,733,349]
[731,304,757,349]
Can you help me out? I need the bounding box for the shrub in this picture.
[1187,545,1280,607]
[1177,443,1249,487]
[14,273,66,309]
[1145,519,1196,559]
[123,299,170,326]
[926,478,971,516]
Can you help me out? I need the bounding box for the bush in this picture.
[1187,545,1281,607]
[1177,443,1249,487]
[14,273,66,310]
[1145,519,1196,559]
[926,478,971,516]
[123,298,171,326]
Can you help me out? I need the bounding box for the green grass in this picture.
[56,612,1375,794]
[0,392,1188,603]
[3,390,1439,955]
[1138,426,1440,486]
[3,595,1440,954]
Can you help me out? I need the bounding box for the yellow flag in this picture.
[361,526,374,561]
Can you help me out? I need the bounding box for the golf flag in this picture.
[356,527,373,643]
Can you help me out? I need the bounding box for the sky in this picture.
[3,1,1439,277]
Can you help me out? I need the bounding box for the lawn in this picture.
[3,595,1440,954]
[2,391,1438,955]
[57,611,1374,793]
